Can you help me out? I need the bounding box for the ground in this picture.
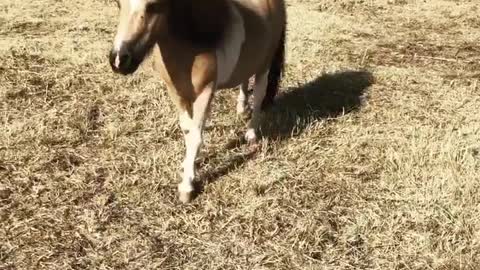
[1,0,480,269]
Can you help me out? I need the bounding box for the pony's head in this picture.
[109,0,170,75]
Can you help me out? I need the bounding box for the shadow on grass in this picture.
[262,70,374,139]
[194,70,374,198]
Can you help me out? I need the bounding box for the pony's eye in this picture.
[146,2,166,13]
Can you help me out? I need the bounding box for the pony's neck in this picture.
[168,0,231,49]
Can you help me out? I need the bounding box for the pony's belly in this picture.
[215,0,270,90]
[215,1,245,88]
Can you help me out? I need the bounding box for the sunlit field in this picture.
[1,0,479,269]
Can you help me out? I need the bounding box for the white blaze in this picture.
[129,0,143,13]
[114,54,121,68]
[114,0,143,51]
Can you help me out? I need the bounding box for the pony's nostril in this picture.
[109,46,138,74]
[119,52,132,68]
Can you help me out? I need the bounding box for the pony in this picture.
[109,0,286,202]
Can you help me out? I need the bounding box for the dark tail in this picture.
[261,24,286,110]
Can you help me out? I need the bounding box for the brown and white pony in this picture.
[109,0,286,202]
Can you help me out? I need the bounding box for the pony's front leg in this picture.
[177,84,214,203]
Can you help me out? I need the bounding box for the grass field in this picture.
[1,0,480,269]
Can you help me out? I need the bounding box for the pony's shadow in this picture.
[262,70,374,139]
[194,70,374,197]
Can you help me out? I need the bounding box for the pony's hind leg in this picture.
[245,71,268,143]
[236,80,250,115]
[177,84,214,203]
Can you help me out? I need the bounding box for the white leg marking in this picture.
[245,71,269,143]
[178,85,214,203]
[178,112,199,197]
[236,81,250,115]
[216,3,245,86]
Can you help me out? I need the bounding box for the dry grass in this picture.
[1,0,480,269]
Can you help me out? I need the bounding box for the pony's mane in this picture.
[169,0,231,49]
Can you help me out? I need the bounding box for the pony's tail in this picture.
[261,24,286,110]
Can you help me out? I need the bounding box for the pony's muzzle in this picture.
[109,47,136,75]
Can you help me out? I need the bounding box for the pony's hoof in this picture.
[245,128,258,144]
[178,182,194,203]
[179,191,193,203]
